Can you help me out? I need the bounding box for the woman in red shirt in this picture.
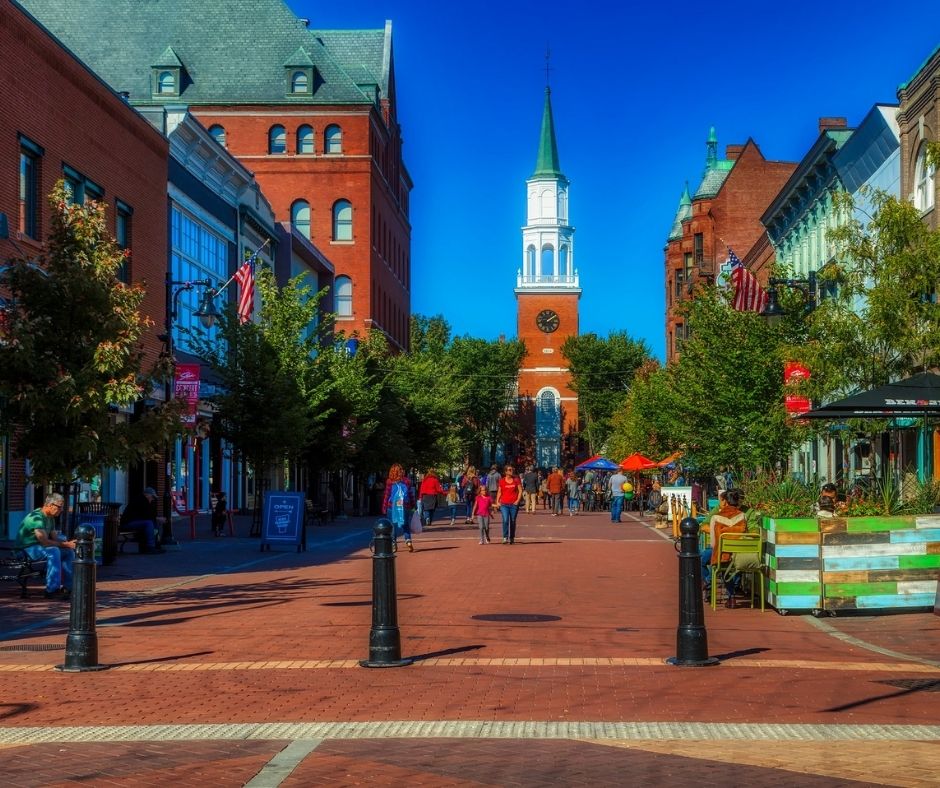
[417,470,445,528]
[495,465,522,544]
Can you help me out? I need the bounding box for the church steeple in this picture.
[533,87,563,178]
[705,126,718,172]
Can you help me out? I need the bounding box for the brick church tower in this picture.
[516,87,581,468]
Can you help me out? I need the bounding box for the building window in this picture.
[324,124,342,154]
[63,168,83,205]
[540,244,554,277]
[296,125,314,154]
[18,137,42,240]
[559,244,569,276]
[535,389,560,468]
[157,70,176,94]
[208,125,226,148]
[693,233,704,265]
[115,200,132,283]
[269,125,286,155]
[675,268,684,299]
[332,199,352,241]
[526,245,536,277]
[335,275,352,317]
[291,199,310,240]
[915,145,935,213]
[170,205,227,352]
[290,70,309,94]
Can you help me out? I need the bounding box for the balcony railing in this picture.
[516,270,580,288]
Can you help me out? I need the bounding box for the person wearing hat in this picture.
[120,487,165,554]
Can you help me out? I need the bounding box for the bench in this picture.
[0,546,46,598]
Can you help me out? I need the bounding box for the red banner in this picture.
[784,361,811,418]
[784,361,811,386]
[174,363,201,425]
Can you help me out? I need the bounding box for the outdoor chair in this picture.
[710,532,764,612]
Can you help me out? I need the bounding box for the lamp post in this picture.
[760,271,818,325]
[161,273,221,546]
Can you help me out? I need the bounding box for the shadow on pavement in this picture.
[410,644,486,662]
[823,678,940,712]
[711,647,770,661]
[107,650,215,668]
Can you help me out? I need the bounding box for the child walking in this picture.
[473,483,492,544]
[446,483,460,525]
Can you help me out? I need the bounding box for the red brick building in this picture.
[22,0,412,350]
[664,129,796,361]
[0,0,169,534]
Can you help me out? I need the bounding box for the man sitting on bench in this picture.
[15,492,75,600]
[120,487,165,554]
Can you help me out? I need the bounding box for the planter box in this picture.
[761,515,940,615]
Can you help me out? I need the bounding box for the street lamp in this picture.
[161,273,221,545]
[760,271,818,326]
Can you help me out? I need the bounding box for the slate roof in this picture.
[667,184,692,242]
[693,159,734,199]
[18,0,388,106]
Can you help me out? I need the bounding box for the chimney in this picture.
[118,91,130,102]
[818,116,847,134]
[299,17,310,27]
[725,144,745,161]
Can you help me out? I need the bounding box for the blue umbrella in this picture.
[575,455,620,471]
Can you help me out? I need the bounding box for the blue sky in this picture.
[293,0,940,360]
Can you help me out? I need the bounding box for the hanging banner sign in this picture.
[784,362,811,417]
[175,363,201,425]
[784,362,811,386]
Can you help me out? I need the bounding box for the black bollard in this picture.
[56,524,109,672]
[666,515,718,667]
[360,519,413,668]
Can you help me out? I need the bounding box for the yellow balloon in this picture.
[621,482,633,493]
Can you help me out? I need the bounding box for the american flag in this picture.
[234,258,255,324]
[728,248,768,313]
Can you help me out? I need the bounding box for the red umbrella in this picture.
[619,452,658,472]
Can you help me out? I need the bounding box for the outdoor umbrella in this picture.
[656,451,682,468]
[619,452,658,472]
[799,372,940,419]
[575,455,620,471]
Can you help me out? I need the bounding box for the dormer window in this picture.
[151,46,183,98]
[158,71,176,94]
[283,47,314,96]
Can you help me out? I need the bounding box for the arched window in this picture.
[526,245,536,278]
[540,189,555,218]
[208,125,226,148]
[332,199,352,241]
[559,245,569,277]
[325,124,342,154]
[540,244,554,277]
[535,389,560,468]
[291,199,310,239]
[335,275,352,317]
[157,70,176,94]
[915,145,936,212]
[291,70,308,93]
[296,125,314,154]
[268,125,286,154]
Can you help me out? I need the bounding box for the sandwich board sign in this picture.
[261,491,306,552]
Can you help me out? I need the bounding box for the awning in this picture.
[799,372,940,419]
[575,455,620,471]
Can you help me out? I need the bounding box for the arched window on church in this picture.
[541,244,554,278]
[540,189,555,219]
[535,389,560,468]
[559,245,569,277]
[526,245,536,278]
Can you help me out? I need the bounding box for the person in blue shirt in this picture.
[15,493,75,599]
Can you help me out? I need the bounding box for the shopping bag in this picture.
[410,511,423,534]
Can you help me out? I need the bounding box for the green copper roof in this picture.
[667,183,692,241]
[707,126,717,143]
[532,87,563,178]
[693,161,734,199]
[283,46,313,67]
[898,44,940,91]
[153,46,182,68]
[19,0,390,106]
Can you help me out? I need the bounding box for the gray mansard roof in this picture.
[18,0,391,106]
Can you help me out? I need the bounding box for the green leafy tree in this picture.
[0,183,175,487]
[561,331,652,455]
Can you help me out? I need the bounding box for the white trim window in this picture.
[291,199,310,239]
[915,144,935,213]
[332,199,352,241]
[335,275,353,317]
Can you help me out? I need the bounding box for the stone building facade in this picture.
[898,46,940,230]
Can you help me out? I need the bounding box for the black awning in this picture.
[799,372,940,419]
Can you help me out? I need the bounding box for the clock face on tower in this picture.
[536,309,560,333]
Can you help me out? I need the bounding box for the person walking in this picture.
[485,464,500,506]
[462,466,478,524]
[418,469,445,529]
[608,468,628,523]
[522,465,539,513]
[446,482,460,525]
[211,489,228,537]
[473,481,492,544]
[382,463,416,551]
[546,466,565,517]
[566,472,581,516]
[495,464,522,543]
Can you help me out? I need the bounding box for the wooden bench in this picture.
[0,546,46,598]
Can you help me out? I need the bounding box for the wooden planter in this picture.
[761,515,940,615]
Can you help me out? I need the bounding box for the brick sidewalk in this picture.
[1,509,938,786]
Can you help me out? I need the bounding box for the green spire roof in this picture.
[532,87,563,178]
[667,182,693,241]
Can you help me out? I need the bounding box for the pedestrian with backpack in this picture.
[382,463,417,551]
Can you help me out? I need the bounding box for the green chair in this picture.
[710,532,764,612]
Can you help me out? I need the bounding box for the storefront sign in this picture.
[174,363,200,425]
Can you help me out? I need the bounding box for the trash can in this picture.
[77,502,122,566]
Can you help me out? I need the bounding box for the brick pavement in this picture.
[0,509,938,785]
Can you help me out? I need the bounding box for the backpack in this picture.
[389,481,407,525]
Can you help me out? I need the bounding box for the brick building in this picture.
[21,0,413,350]
[0,0,169,535]
[664,129,796,361]
[898,46,940,230]
[515,88,581,468]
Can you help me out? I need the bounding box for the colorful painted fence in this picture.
[762,515,940,613]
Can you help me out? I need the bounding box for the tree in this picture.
[0,183,174,487]
[561,331,652,455]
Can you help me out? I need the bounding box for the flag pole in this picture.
[217,239,269,294]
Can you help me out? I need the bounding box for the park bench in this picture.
[0,544,46,598]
